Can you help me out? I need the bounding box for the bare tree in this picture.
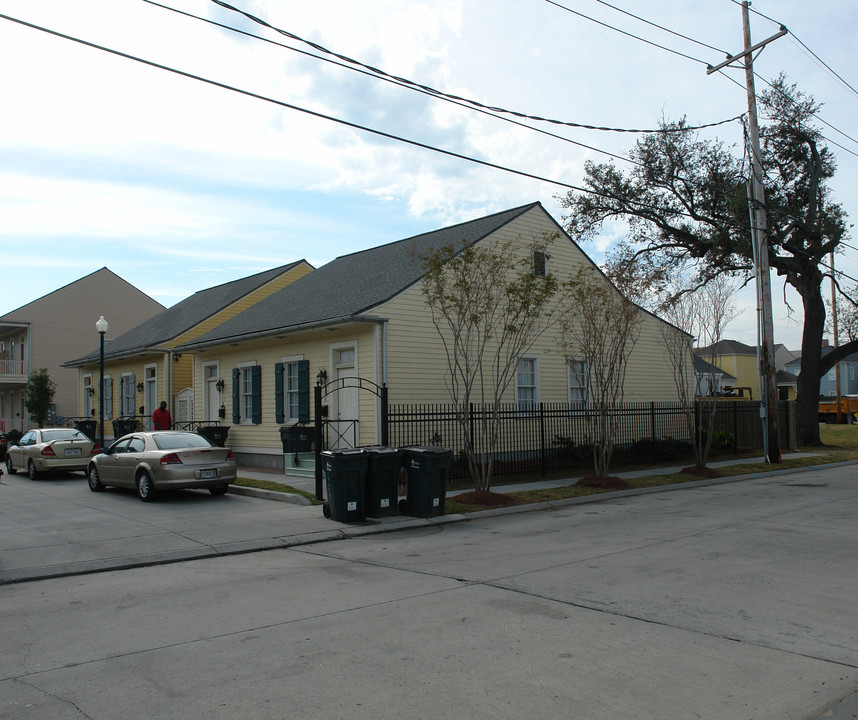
[559,259,645,479]
[660,275,741,469]
[420,234,560,492]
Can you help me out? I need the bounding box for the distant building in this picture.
[0,268,165,432]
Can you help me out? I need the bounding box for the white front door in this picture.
[207,379,220,423]
[144,366,158,430]
[332,347,358,449]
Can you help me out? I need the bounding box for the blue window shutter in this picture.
[118,376,125,415]
[297,360,310,423]
[251,365,262,424]
[232,368,241,424]
[274,363,285,424]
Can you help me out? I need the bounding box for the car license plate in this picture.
[65,448,82,457]
[200,469,217,479]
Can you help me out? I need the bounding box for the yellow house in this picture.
[63,261,313,442]
[696,339,798,401]
[175,202,691,468]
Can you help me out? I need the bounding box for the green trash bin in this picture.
[112,417,140,439]
[400,446,452,518]
[362,446,400,518]
[198,425,230,447]
[321,449,368,523]
[74,419,97,441]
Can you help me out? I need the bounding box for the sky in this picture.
[1,0,856,350]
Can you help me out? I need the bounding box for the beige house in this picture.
[0,268,165,434]
[175,202,691,468]
[63,261,313,442]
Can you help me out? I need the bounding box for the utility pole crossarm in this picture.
[706,25,788,75]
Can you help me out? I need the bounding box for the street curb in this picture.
[228,484,312,505]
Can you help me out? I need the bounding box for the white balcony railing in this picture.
[0,359,26,377]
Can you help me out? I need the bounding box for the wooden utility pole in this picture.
[831,252,842,423]
[707,2,786,463]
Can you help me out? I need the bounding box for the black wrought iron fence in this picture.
[388,400,792,488]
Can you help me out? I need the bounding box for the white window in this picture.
[121,373,135,415]
[83,375,93,417]
[104,376,113,420]
[284,361,301,420]
[532,250,547,277]
[568,358,589,408]
[516,357,538,410]
[240,366,255,423]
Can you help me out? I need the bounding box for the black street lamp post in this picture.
[96,316,108,450]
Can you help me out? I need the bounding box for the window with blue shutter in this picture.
[297,360,309,423]
[251,365,262,424]
[275,363,285,424]
[232,368,241,423]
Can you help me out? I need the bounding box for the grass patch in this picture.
[235,477,321,504]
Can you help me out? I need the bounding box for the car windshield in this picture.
[153,433,214,451]
[41,429,87,442]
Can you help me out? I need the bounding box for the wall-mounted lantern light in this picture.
[136,382,144,394]
[316,368,328,386]
[215,378,225,392]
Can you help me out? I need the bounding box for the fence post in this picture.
[314,384,323,500]
[650,402,656,465]
[733,401,739,455]
[539,402,546,478]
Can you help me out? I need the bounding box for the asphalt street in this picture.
[1,462,857,719]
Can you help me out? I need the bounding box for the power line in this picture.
[544,0,712,66]
[208,0,741,135]
[142,0,645,168]
[586,0,729,55]
[0,10,731,226]
[154,0,760,210]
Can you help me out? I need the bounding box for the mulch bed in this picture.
[679,465,723,479]
[454,489,516,506]
[575,475,628,490]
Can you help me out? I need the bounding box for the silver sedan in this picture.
[87,431,237,502]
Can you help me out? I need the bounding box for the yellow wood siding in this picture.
[191,326,379,454]
[374,206,689,405]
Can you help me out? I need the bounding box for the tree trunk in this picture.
[795,275,825,446]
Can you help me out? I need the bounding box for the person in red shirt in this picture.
[152,401,172,431]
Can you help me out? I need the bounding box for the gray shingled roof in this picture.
[65,261,307,365]
[695,339,757,356]
[176,202,541,350]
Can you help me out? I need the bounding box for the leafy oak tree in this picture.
[557,76,851,446]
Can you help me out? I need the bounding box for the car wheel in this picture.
[87,465,106,492]
[28,459,41,481]
[5,456,16,475]
[209,485,228,497]
[136,471,157,502]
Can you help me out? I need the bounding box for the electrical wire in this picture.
[209,0,742,135]
[0,10,741,227]
[544,0,713,66]
[143,0,645,168]
[586,0,729,55]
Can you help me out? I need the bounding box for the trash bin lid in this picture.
[360,445,398,455]
[399,445,452,456]
[320,448,366,457]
